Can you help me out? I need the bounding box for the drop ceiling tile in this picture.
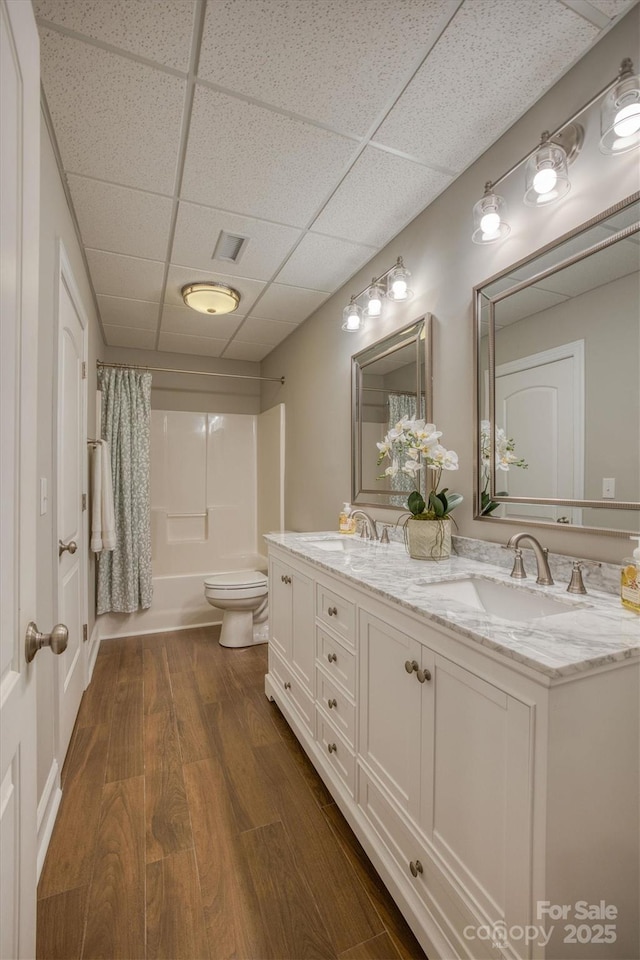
[234,317,297,346]
[223,340,274,362]
[86,250,165,302]
[34,1,196,70]
[102,325,156,350]
[158,332,228,357]
[372,0,598,171]
[165,263,265,313]
[172,202,302,279]
[67,176,173,260]
[181,86,356,226]
[40,29,185,193]
[198,0,455,136]
[274,234,376,291]
[97,295,159,330]
[160,303,244,340]
[587,0,636,15]
[249,283,329,323]
[313,147,452,248]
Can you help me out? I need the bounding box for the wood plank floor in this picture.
[37,627,427,960]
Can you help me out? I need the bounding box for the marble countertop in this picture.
[265,531,640,681]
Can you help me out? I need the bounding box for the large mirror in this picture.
[475,192,639,536]
[352,316,432,508]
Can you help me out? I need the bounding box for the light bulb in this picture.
[480,210,500,234]
[533,165,557,195]
[367,296,382,317]
[346,312,360,330]
[613,102,640,138]
[391,277,407,299]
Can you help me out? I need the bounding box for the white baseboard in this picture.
[36,759,62,882]
[85,620,101,684]
[98,617,221,641]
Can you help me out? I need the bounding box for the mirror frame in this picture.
[351,315,432,509]
[474,191,640,538]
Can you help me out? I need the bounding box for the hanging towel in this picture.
[91,440,116,552]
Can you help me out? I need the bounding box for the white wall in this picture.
[261,7,640,565]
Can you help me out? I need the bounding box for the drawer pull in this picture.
[327,606,338,617]
[404,659,431,683]
[409,859,423,878]
[327,742,337,754]
[327,698,337,709]
[284,681,291,690]
[327,652,337,663]
[281,574,292,584]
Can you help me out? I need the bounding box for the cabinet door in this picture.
[430,655,532,931]
[269,557,292,659]
[290,566,313,690]
[359,611,423,820]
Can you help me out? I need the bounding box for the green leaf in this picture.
[445,493,463,512]
[407,491,425,516]
[428,491,445,516]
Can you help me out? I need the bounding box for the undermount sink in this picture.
[299,535,373,553]
[419,576,585,622]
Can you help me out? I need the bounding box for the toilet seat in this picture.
[204,570,268,602]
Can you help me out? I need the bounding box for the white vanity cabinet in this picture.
[268,553,315,733]
[265,543,639,960]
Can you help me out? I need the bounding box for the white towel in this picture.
[91,440,116,552]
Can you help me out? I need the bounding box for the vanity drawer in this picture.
[316,627,356,697]
[316,666,356,747]
[317,712,356,797]
[269,648,315,735]
[316,583,356,646]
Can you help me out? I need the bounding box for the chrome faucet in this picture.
[350,509,379,541]
[506,533,554,585]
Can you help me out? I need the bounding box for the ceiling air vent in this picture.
[212,230,249,264]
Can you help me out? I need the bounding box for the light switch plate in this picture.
[602,478,616,499]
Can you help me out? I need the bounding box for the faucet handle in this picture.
[566,559,601,595]
[380,525,390,544]
[509,547,527,580]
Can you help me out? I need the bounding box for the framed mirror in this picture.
[474,192,639,536]
[352,316,432,508]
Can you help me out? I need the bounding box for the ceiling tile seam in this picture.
[40,89,108,351]
[556,0,614,29]
[154,0,209,352]
[63,170,175,203]
[35,18,190,80]
[84,246,165,268]
[96,293,162,306]
[364,141,458,179]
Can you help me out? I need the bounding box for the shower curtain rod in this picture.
[96,360,285,384]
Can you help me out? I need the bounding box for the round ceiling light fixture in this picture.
[181,281,241,315]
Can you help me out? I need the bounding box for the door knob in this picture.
[25,622,68,663]
[409,859,424,878]
[59,539,77,557]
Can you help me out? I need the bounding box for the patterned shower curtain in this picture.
[387,392,419,504]
[97,368,153,614]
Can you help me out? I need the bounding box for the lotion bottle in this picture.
[621,536,640,613]
[339,502,353,534]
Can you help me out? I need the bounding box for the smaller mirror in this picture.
[352,316,432,508]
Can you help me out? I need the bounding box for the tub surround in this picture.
[266,532,639,680]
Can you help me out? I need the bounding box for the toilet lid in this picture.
[204,571,268,589]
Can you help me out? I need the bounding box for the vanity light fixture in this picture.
[341,257,412,332]
[181,281,241,315]
[473,57,638,244]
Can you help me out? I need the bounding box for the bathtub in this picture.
[97,554,267,640]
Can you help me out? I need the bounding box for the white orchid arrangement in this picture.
[376,417,463,519]
[479,419,528,515]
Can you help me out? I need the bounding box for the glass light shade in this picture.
[181,282,241,315]
[342,297,364,332]
[523,142,570,206]
[386,258,412,301]
[600,73,640,154]
[365,280,384,317]
[471,191,510,244]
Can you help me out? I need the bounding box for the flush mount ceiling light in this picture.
[600,58,640,154]
[341,257,412,332]
[473,58,638,244]
[472,183,511,244]
[181,282,241,315]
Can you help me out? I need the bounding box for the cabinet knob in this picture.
[327,652,337,663]
[327,742,337,754]
[416,667,431,683]
[284,681,291,690]
[409,859,423,878]
[327,698,337,709]
[405,659,419,675]
[281,574,292,584]
[404,659,431,683]
[327,606,338,617]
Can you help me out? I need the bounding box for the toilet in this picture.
[204,571,269,648]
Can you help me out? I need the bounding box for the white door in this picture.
[0,2,41,957]
[495,342,584,523]
[56,250,88,762]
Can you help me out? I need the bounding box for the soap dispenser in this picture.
[621,537,640,613]
[339,502,353,534]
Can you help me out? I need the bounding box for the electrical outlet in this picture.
[602,477,616,499]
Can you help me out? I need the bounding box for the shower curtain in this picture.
[97,367,153,614]
[387,392,418,504]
